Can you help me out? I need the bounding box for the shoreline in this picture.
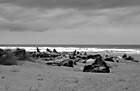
[0,46,140,54]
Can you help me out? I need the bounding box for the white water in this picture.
[0,46,140,54]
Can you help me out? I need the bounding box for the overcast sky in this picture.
[0,0,140,44]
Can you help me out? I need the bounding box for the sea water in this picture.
[0,44,140,54]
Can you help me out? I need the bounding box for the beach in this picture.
[0,46,140,91]
[0,0,140,90]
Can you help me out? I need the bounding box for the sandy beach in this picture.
[0,52,140,91]
[0,0,140,90]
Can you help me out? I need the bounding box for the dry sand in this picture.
[0,53,140,91]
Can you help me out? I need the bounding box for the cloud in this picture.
[0,0,140,32]
[0,5,89,31]
[0,0,140,9]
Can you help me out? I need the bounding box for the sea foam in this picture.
[0,46,140,54]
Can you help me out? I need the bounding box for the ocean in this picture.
[0,44,140,54]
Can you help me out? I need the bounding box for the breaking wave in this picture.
[0,46,140,54]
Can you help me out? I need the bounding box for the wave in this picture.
[0,46,140,54]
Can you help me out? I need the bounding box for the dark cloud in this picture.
[0,10,90,32]
[0,0,140,9]
[0,20,29,31]
[0,0,140,32]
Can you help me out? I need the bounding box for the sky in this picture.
[0,0,140,44]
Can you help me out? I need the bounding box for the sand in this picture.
[0,53,140,91]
